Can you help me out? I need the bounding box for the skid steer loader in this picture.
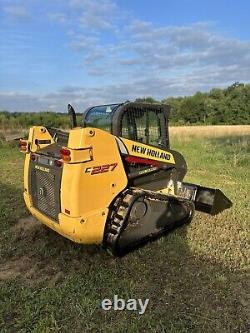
[20,102,232,255]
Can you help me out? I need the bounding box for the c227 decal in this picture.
[85,163,118,175]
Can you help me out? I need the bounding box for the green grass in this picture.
[0,134,249,333]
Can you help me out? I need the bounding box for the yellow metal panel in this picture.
[61,128,128,218]
[28,126,54,153]
[24,192,108,244]
[68,148,92,163]
[120,137,175,164]
[23,154,30,193]
[67,127,89,149]
[58,209,108,244]
[23,127,128,245]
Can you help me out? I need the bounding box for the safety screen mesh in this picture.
[121,108,164,148]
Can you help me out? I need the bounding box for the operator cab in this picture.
[82,102,170,149]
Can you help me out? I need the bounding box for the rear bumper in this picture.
[23,192,107,245]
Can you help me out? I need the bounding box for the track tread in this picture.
[104,187,194,255]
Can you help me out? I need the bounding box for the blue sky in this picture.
[0,0,249,112]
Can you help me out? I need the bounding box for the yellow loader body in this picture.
[23,126,127,244]
[20,102,232,255]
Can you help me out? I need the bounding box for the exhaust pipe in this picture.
[68,104,77,128]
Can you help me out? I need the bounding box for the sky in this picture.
[0,0,249,112]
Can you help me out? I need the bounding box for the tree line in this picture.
[0,83,249,129]
[0,112,83,130]
[136,82,250,125]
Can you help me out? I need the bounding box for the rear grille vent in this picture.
[30,167,61,221]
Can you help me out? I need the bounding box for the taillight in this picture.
[60,148,71,162]
[19,140,29,153]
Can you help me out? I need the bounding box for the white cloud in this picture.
[47,12,68,24]
[122,21,250,71]
[1,1,250,112]
[3,5,29,19]
[69,0,118,30]
[1,62,247,112]
[69,34,99,50]
[66,11,250,84]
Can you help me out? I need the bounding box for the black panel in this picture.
[29,160,62,222]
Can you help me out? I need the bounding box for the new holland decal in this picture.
[120,138,175,164]
[131,144,171,160]
[34,165,50,173]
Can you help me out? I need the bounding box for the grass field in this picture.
[0,126,249,332]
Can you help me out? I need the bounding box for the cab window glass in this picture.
[84,105,119,132]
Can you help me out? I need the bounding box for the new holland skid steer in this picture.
[20,102,232,255]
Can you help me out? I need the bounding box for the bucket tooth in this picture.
[210,189,232,215]
[180,182,232,215]
[194,187,232,215]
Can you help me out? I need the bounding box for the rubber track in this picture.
[104,187,193,255]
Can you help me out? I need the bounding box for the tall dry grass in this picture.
[1,125,250,142]
[169,125,250,139]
